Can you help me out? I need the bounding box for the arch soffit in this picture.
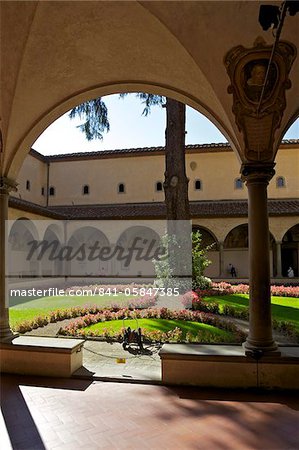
[43,223,64,243]
[9,217,40,241]
[5,81,238,180]
[2,1,243,179]
[67,226,110,247]
[116,226,161,247]
[192,225,219,244]
[3,2,298,178]
[270,219,299,242]
[281,223,299,242]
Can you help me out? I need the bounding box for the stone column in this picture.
[276,241,282,278]
[241,163,279,355]
[219,241,225,278]
[0,176,17,340]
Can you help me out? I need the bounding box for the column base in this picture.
[243,339,281,358]
[0,324,18,343]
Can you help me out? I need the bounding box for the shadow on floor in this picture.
[0,374,93,450]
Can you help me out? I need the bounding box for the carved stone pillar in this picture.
[0,176,17,340]
[241,163,279,354]
[276,241,282,278]
[219,242,225,278]
[224,37,296,355]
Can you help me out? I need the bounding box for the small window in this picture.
[156,181,163,192]
[49,186,55,196]
[235,178,243,189]
[195,179,202,190]
[118,183,125,194]
[83,184,89,195]
[26,180,30,191]
[276,176,285,188]
[41,187,45,196]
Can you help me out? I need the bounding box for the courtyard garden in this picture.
[9,282,299,344]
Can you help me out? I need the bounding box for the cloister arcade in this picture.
[1,0,298,375]
[7,218,298,282]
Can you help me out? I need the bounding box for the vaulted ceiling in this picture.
[1,1,298,178]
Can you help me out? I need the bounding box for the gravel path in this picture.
[24,318,74,337]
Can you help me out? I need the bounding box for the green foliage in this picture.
[69,98,110,141]
[153,234,176,289]
[119,93,165,116]
[153,230,212,292]
[192,230,212,290]
[134,93,165,116]
[68,93,165,142]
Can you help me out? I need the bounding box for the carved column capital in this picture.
[241,162,275,184]
[0,176,17,195]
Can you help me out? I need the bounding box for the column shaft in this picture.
[276,241,282,278]
[242,165,278,354]
[219,242,225,278]
[0,177,17,340]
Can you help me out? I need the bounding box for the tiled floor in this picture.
[1,374,298,450]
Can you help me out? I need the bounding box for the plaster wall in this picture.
[13,154,47,206]
[12,145,299,206]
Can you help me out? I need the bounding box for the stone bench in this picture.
[0,336,84,377]
[159,344,299,389]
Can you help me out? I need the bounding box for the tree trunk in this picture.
[164,98,190,220]
[163,98,191,292]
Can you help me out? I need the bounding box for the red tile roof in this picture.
[9,197,299,220]
[29,139,299,161]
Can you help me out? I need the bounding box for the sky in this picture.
[33,94,299,155]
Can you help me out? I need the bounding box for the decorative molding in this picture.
[0,177,18,194]
[241,162,276,183]
[225,37,297,162]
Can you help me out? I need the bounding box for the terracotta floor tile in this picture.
[1,375,299,450]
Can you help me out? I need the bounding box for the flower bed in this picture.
[13,294,156,334]
[57,307,246,343]
[181,290,299,343]
[193,282,299,298]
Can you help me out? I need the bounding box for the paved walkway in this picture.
[24,312,297,383]
[74,340,162,382]
[1,374,298,450]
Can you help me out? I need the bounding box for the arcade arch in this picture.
[8,218,40,278]
[281,224,299,277]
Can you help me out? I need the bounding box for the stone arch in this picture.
[67,226,110,278]
[116,226,161,278]
[224,224,275,278]
[8,218,40,278]
[41,224,65,277]
[5,83,237,181]
[281,224,299,277]
[192,225,220,278]
[224,224,249,249]
[192,225,219,250]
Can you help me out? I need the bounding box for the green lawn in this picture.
[84,318,234,341]
[203,294,299,331]
[9,292,299,336]
[9,294,134,328]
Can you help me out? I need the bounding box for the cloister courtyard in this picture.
[1,0,299,449]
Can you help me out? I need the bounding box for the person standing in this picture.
[228,263,237,278]
[287,266,294,278]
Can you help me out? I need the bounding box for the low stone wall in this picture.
[160,344,299,389]
[0,336,84,377]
